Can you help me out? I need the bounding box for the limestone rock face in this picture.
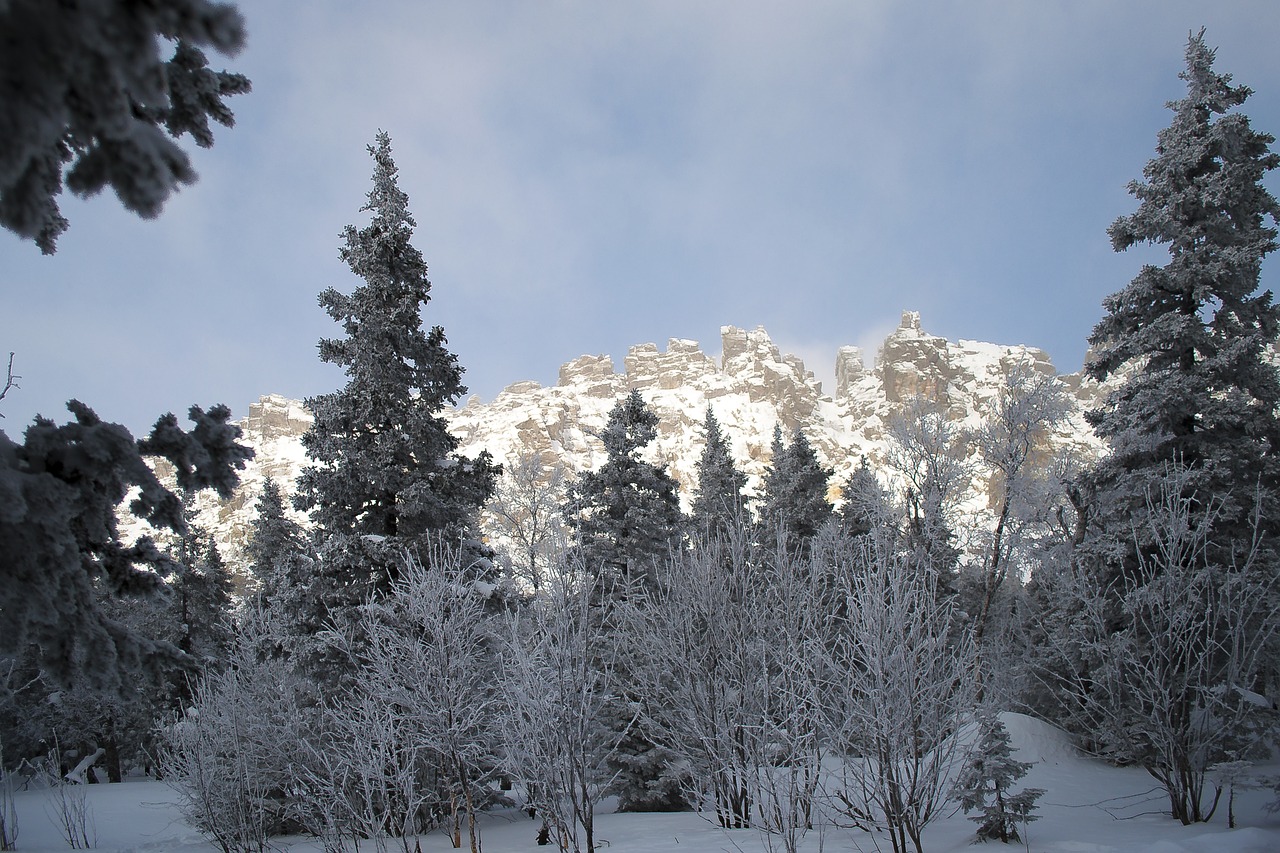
[168,314,1109,590]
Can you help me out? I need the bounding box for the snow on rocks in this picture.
[144,314,1109,588]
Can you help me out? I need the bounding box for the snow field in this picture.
[9,714,1279,853]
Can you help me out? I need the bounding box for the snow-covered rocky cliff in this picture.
[177,312,1107,586]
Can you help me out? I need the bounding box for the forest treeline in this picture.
[3,27,1280,853]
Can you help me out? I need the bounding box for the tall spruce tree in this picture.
[293,132,497,679]
[1036,33,1280,824]
[689,406,748,539]
[246,477,309,602]
[565,390,687,812]
[756,424,832,551]
[1083,30,1280,578]
[566,390,683,587]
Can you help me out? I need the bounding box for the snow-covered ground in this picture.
[9,715,1280,853]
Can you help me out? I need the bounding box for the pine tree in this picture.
[689,406,748,540]
[293,132,498,679]
[0,401,251,693]
[566,390,683,588]
[953,715,1043,844]
[1083,29,1280,580]
[565,391,687,813]
[756,425,832,551]
[0,1,251,253]
[247,478,309,603]
[839,456,894,538]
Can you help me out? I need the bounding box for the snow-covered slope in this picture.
[178,312,1108,585]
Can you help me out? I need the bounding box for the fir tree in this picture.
[689,406,748,540]
[566,390,683,588]
[953,715,1044,844]
[0,401,251,693]
[246,478,309,604]
[756,425,832,551]
[1083,30,1280,582]
[565,391,687,812]
[293,132,498,679]
[839,456,894,538]
[0,1,251,253]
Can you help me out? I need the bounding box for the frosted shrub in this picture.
[1,738,16,851]
[160,620,302,853]
[43,776,95,849]
[499,569,619,853]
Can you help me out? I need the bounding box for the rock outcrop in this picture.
[161,314,1107,589]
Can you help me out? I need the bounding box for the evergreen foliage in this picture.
[566,390,683,587]
[293,132,498,679]
[565,391,687,812]
[1083,29,1280,581]
[839,456,894,538]
[0,401,251,692]
[756,425,832,550]
[167,494,233,668]
[246,478,310,605]
[0,0,251,253]
[689,406,748,539]
[953,715,1043,843]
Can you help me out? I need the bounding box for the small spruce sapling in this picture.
[953,715,1043,844]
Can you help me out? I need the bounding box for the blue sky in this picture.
[3,1,1279,435]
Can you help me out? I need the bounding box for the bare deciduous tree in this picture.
[625,526,832,853]
[0,353,17,417]
[484,449,569,592]
[972,363,1072,644]
[499,569,620,853]
[358,544,502,852]
[820,531,981,853]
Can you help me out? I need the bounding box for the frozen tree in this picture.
[689,406,749,539]
[0,401,251,692]
[356,543,503,851]
[838,456,895,538]
[563,392,688,813]
[1,0,251,253]
[885,396,968,592]
[756,425,832,553]
[484,449,569,592]
[246,478,309,598]
[952,714,1043,844]
[566,390,683,590]
[299,684,432,852]
[161,612,307,853]
[499,571,621,853]
[630,523,837,847]
[166,494,233,669]
[0,353,17,416]
[970,365,1072,645]
[1082,30,1280,589]
[293,132,497,682]
[1035,466,1280,824]
[820,530,980,853]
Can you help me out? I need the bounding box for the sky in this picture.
[3,0,1280,435]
